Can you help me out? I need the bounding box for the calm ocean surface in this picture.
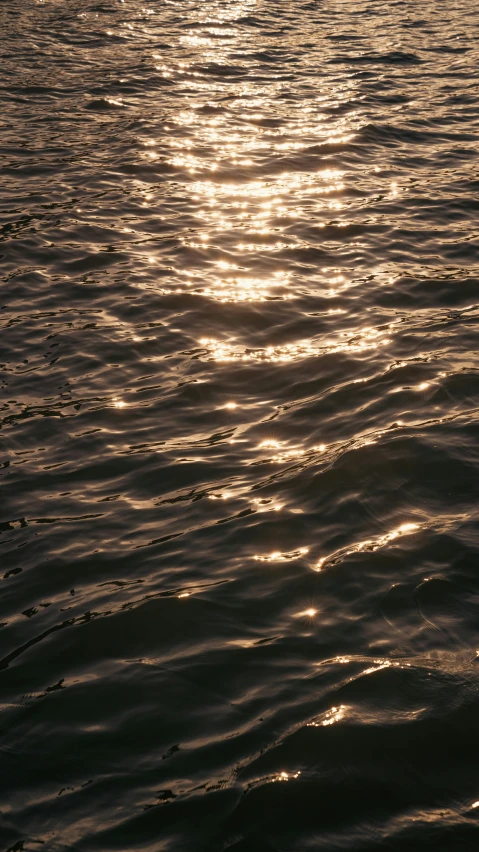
[1,0,479,849]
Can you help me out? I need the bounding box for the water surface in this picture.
[1,0,479,849]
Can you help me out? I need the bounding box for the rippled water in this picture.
[1,0,479,849]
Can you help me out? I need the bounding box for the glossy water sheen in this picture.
[1,0,479,849]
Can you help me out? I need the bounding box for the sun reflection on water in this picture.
[276,770,301,782]
[142,9,361,306]
[254,547,309,563]
[316,523,421,571]
[255,440,326,464]
[198,326,389,362]
[197,274,292,302]
[308,705,348,727]
[295,607,318,618]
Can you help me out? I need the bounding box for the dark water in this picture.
[1,0,479,849]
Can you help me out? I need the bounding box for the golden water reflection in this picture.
[295,607,318,618]
[199,326,389,362]
[256,440,326,464]
[183,271,293,302]
[316,523,421,571]
[180,171,347,249]
[276,770,301,782]
[308,705,348,727]
[254,547,309,563]
[144,6,361,306]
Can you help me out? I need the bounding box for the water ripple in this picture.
[1,0,479,849]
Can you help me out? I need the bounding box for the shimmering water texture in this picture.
[1,0,479,849]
